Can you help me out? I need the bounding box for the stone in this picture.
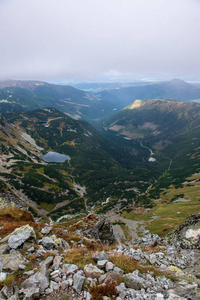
[97,260,108,269]
[84,264,104,279]
[21,286,40,300]
[105,261,115,272]
[0,253,26,271]
[19,264,26,270]
[113,266,124,276]
[63,263,79,275]
[41,237,55,250]
[53,255,62,265]
[61,280,69,289]
[1,286,15,299]
[26,247,35,253]
[50,269,60,278]
[50,281,59,290]
[168,293,187,299]
[166,213,200,249]
[41,226,53,234]
[24,270,34,276]
[42,256,54,268]
[0,272,7,281]
[98,274,107,283]
[155,293,164,300]
[0,244,10,255]
[21,264,49,292]
[73,273,85,294]
[84,291,92,300]
[124,273,145,290]
[35,249,46,258]
[92,252,109,263]
[52,256,62,270]
[8,225,36,250]
[115,282,126,294]
[104,271,121,284]
[50,235,70,249]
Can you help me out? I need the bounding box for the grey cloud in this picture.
[0,0,200,81]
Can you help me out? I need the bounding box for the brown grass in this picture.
[89,282,117,300]
[64,247,94,268]
[109,254,172,278]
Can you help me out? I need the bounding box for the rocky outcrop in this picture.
[1,225,36,250]
[82,217,116,244]
[166,213,200,249]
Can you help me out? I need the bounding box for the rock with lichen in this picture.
[166,213,200,249]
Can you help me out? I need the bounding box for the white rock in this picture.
[105,261,115,272]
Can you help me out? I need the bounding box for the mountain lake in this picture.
[42,151,70,163]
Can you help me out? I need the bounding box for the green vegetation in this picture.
[1,99,200,222]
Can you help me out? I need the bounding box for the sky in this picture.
[0,0,200,83]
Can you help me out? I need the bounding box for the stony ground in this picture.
[0,211,200,300]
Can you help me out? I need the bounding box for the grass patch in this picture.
[38,202,55,212]
[0,207,34,224]
[89,282,117,300]
[121,173,200,237]
[109,253,174,279]
[120,224,133,241]
[64,247,94,268]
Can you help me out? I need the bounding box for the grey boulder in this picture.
[8,225,36,250]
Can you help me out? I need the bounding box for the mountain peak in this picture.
[167,78,191,87]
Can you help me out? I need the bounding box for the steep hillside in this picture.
[0,80,114,121]
[0,108,154,220]
[104,99,200,231]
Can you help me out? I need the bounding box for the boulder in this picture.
[105,261,115,272]
[0,253,26,271]
[21,264,49,293]
[97,260,108,269]
[50,235,70,249]
[104,271,121,284]
[92,252,109,263]
[8,225,36,250]
[73,273,85,293]
[124,273,145,290]
[166,213,200,249]
[41,237,55,250]
[41,226,53,234]
[84,264,104,279]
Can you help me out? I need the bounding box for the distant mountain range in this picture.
[97,79,200,112]
[1,79,200,124]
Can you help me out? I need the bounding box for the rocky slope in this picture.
[0,207,199,300]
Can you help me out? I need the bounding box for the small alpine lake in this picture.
[42,151,70,163]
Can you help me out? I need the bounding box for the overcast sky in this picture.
[0,0,200,82]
